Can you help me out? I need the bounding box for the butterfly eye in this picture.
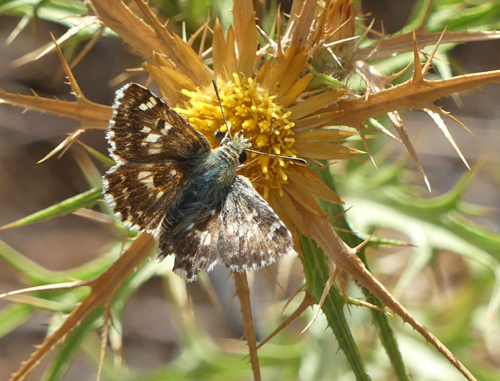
[238,151,247,164]
[214,129,224,142]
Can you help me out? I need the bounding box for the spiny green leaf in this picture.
[309,67,344,90]
[317,168,411,381]
[300,236,372,381]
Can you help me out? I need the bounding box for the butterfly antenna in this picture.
[212,80,232,136]
[246,149,307,166]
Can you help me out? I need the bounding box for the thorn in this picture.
[328,206,351,224]
[425,107,471,170]
[422,27,448,76]
[412,31,424,81]
[49,33,84,99]
[387,60,414,82]
[357,127,378,169]
[249,293,313,354]
[354,18,375,54]
[417,0,434,32]
[301,271,336,334]
[70,26,105,69]
[354,234,374,253]
[389,112,431,191]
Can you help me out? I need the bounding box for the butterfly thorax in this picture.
[162,131,251,231]
[211,130,252,187]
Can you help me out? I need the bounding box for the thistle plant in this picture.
[1,1,500,381]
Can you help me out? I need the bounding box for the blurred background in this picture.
[1,0,500,380]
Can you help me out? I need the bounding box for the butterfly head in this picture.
[214,124,252,165]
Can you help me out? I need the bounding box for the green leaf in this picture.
[77,141,116,168]
[300,236,372,381]
[0,239,118,284]
[1,187,102,230]
[317,168,411,381]
[428,2,500,31]
[0,304,34,338]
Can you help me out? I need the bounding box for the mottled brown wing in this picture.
[160,176,294,281]
[216,176,294,271]
[108,83,210,164]
[104,83,210,232]
[103,161,189,232]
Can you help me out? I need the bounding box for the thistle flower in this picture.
[140,11,354,211]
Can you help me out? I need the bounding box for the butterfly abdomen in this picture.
[161,152,235,230]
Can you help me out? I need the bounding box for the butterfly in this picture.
[103,83,295,281]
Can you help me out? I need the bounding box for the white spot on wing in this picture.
[103,193,116,209]
[160,126,172,135]
[238,226,246,237]
[270,221,281,232]
[137,171,152,180]
[207,260,218,272]
[148,147,162,154]
[194,230,212,246]
[149,97,157,105]
[139,103,148,111]
[140,126,152,133]
[139,174,155,190]
[202,232,212,246]
[144,134,161,143]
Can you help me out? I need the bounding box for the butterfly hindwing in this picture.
[218,176,293,271]
[160,176,294,281]
[108,83,211,164]
[163,208,222,281]
[103,161,189,232]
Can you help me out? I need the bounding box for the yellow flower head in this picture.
[176,74,296,198]
[135,0,360,229]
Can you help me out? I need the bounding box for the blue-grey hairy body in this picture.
[103,83,294,281]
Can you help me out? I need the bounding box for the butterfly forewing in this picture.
[104,83,210,232]
[108,83,210,164]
